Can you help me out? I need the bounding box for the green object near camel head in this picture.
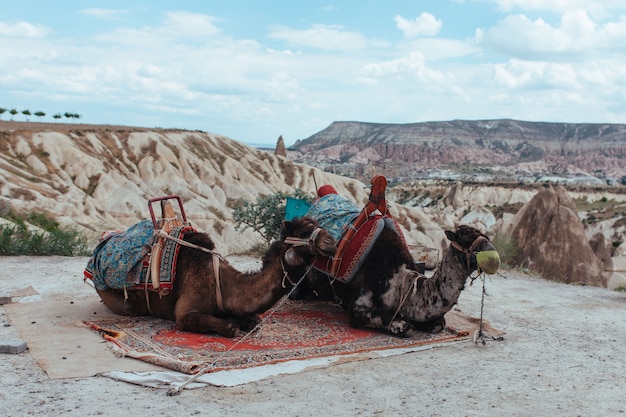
[476,250,500,274]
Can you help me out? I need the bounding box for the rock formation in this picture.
[274,135,287,157]
[510,185,607,287]
[589,232,614,271]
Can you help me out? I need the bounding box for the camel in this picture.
[296,177,500,336]
[88,216,337,337]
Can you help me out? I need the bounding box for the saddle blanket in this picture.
[84,220,190,292]
[306,194,360,242]
[312,215,388,283]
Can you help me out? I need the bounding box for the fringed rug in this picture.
[84,300,474,376]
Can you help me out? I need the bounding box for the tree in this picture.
[64,112,82,122]
[53,113,62,121]
[9,108,18,120]
[0,107,6,120]
[233,190,312,245]
[34,111,45,121]
[22,109,31,121]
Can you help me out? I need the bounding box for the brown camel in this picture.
[91,217,336,337]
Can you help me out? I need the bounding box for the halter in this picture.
[449,235,488,273]
[283,227,323,248]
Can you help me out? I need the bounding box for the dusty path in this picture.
[1,256,625,417]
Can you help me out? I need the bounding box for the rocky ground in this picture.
[1,255,625,417]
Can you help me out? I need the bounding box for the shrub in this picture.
[492,233,521,269]
[232,190,311,245]
[0,212,89,256]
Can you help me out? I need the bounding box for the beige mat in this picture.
[4,294,163,379]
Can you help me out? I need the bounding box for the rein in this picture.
[449,235,488,273]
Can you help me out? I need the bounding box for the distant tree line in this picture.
[0,107,82,122]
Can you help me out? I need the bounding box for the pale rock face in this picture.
[459,208,496,234]
[14,137,32,157]
[0,128,388,254]
[25,155,47,175]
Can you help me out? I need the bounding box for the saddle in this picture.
[312,175,408,283]
[83,195,195,296]
[147,195,194,293]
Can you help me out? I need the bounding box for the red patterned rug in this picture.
[84,300,476,375]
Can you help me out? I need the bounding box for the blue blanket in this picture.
[84,220,155,291]
[306,194,360,241]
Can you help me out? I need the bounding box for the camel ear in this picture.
[445,230,456,241]
[284,247,304,266]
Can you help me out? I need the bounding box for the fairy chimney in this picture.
[510,185,607,287]
[275,135,287,157]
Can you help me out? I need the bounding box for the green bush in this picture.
[233,189,312,246]
[492,233,521,269]
[0,213,89,256]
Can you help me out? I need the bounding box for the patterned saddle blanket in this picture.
[84,219,192,293]
[311,215,387,283]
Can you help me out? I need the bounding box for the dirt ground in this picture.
[1,255,625,417]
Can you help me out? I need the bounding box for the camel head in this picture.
[281,216,337,267]
[445,225,500,275]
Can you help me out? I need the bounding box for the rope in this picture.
[156,229,224,262]
[472,272,504,346]
[166,263,313,396]
[387,270,418,333]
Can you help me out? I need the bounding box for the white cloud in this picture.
[161,11,221,37]
[395,13,442,37]
[360,51,446,86]
[477,10,626,59]
[78,9,129,20]
[92,11,222,48]
[0,21,51,38]
[489,0,625,15]
[268,24,369,51]
[492,59,579,89]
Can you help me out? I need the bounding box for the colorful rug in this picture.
[84,300,474,376]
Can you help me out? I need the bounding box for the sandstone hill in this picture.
[0,121,441,254]
[288,119,626,185]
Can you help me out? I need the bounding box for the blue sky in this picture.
[1,1,626,146]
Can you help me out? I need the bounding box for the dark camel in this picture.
[296,175,499,336]
[94,217,336,337]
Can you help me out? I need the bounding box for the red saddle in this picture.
[312,175,407,283]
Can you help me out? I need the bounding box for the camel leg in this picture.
[96,289,142,316]
[412,316,446,333]
[176,311,244,337]
[349,290,414,337]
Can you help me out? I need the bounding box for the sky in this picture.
[1,1,626,147]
